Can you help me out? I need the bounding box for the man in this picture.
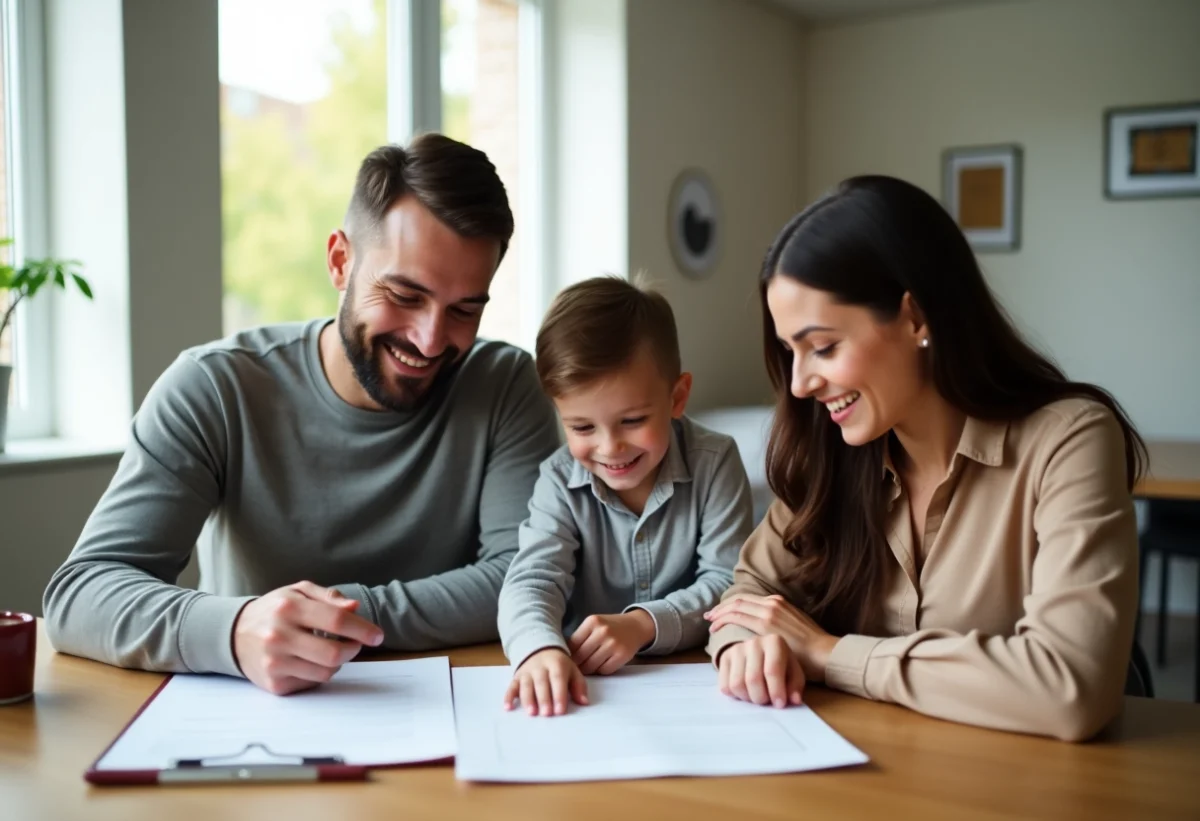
[44,134,561,695]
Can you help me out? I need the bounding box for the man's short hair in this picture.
[535,276,682,398]
[345,133,514,261]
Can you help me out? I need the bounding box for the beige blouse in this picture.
[707,398,1139,741]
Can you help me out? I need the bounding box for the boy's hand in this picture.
[568,610,656,675]
[503,648,588,716]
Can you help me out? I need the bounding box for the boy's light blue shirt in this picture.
[498,416,755,669]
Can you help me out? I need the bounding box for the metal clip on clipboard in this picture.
[161,743,367,784]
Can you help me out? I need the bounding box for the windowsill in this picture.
[0,437,125,475]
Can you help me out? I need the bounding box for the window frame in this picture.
[387,0,552,353]
[2,0,54,441]
[516,0,552,353]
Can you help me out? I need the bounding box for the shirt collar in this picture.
[880,414,1007,482]
[956,415,1007,467]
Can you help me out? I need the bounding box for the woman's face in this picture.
[766,274,927,446]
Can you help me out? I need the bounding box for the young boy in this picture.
[498,276,754,716]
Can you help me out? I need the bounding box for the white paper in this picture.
[95,657,456,770]
[452,663,868,782]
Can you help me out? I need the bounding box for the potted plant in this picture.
[0,238,93,452]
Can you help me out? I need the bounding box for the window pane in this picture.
[441,0,524,347]
[219,0,387,335]
[0,12,15,394]
[0,0,50,437]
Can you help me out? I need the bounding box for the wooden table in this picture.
[2,625,1199,821]
[1136,440,1200,500]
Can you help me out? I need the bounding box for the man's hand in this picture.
[233,581,384,695]
[567,610,656,675]
[503,648,588,716]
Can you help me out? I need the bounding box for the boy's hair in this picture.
[535,276,681,398]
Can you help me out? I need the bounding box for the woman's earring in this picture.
[919,337,930,349]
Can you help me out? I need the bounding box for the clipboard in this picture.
[84,678,367,785]
[84,657,457,786]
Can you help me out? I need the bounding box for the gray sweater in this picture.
[43,319,560,677]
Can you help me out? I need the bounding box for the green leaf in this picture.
[26,270,49,298]
[0,237,12,247]
[54,269,66,288]
[72,273,94,299]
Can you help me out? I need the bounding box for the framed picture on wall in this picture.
[667,169,721,279]
[942,144,1023,252]
[1104,101,1200,200]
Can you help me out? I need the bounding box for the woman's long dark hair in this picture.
[761,176,1146,636]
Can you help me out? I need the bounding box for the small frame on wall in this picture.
[942,144,1023,253]
[1104,101,1200,200]
[667,169,720,279]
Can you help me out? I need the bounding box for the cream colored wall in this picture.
[122,0,224,408]
[805,0,1200,440]
[626,0,805,411]
[0,464,117,615]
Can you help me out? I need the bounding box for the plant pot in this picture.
[0,364,10,454]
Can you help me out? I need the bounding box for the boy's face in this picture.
[553,346,692,502]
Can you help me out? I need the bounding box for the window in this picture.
[1,0,52,441]
[219,0,388,334]
[446,0,550,351]
[219,0,548,350]
[442,0,526,348]
[0,30,10,368]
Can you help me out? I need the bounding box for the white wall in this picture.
[551,0,629,289]
[805,0,1200,440]
[0,0,220,614]
[626,0,805,411]
[48,0,132,440]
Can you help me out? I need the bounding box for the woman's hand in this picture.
[705,594,839,682]
[717,634,804,708]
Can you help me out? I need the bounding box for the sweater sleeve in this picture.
[43,353,254,676]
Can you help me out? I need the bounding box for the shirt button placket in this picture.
[634,529,650,599]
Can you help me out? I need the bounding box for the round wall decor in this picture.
[668,169,720,279]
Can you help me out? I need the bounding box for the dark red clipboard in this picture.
[84,675,368,786]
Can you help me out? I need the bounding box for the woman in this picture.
[704,176,1144,741]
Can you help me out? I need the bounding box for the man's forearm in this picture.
[332,554,511,650]
[44,559,253,675]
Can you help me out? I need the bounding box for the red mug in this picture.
[0,611,36,705]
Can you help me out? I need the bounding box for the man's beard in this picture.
[338,284,461,413]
